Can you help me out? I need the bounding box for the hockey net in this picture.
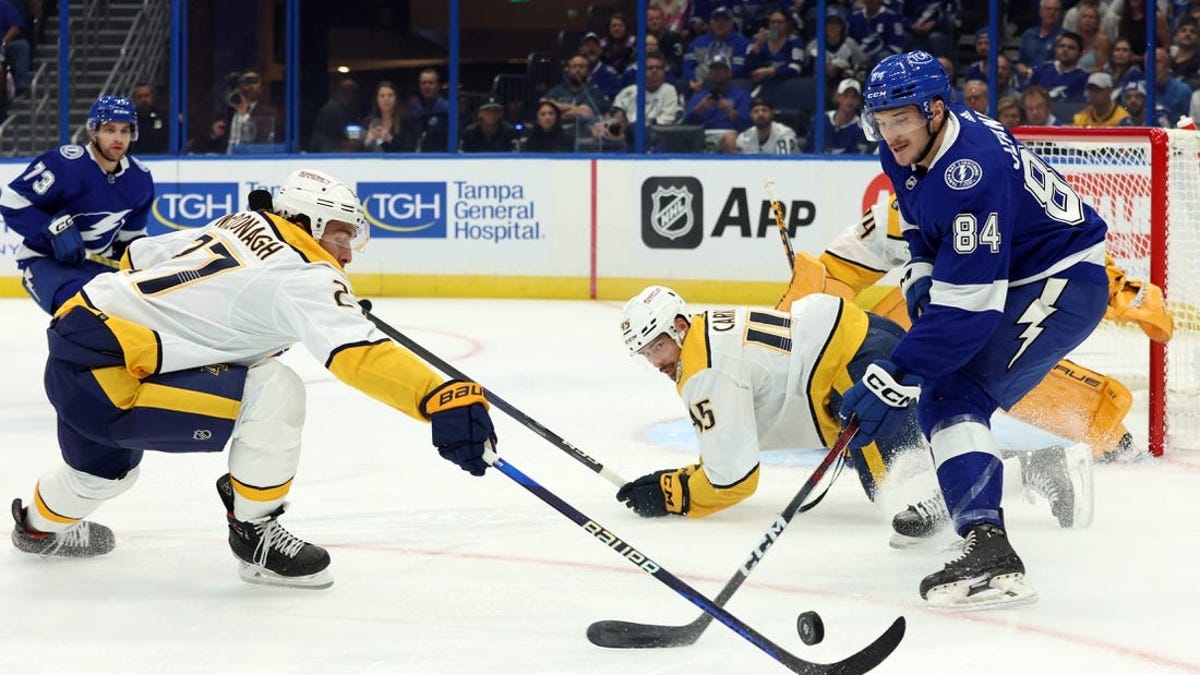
[1015,127,1200,456]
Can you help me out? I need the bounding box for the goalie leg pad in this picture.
[1006,359,1133,459]
[856,285,911,330]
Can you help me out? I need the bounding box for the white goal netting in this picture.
[1017,127,1200,454]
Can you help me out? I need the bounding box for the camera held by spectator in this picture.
[224,72,244,107]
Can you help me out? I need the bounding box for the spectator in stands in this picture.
[966,52,1023,99]
[902,0,957,58]
[1125,80,1172,126]
[612,52,682,127]
[995,95,1023,128]
[938,56,965,104]
[1028,31,1090,101]
[1169,17,1200,85]
[1072,71,1129,125]
[808,7,868,87]
[848,0,905,67]
[362,81,414,153]
[405,68,449,149]
[460,97,518,153]
[1105,37,1144,89]
[130,82,168,154]
[308,78,362,153]
[522,100,574,153]
[578,32,623,98]
[1151,46,1192,123]
[601,12,635,72]
[1115,0,1169,61]
[1021,84,1064,125]
[647,3,686,75]
[802,77,871,154]
[0,0,31,98]
[1065,0,1118,41]
[620,35,675,88]
[194,69,280,154]
[543,54,611,124]
[746,10,806,84]
[1016,0,1066,82]
[721,97,799,154]
[683,52,751,148]
[1075,4,1113,72]
[683,6,750,94]
[963,80,989,115]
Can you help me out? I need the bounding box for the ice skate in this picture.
[216,474,332,589]
[920,517,1037,611]
[889,494,950,549]
[1020,444,1093,528]
[10,498,115,558]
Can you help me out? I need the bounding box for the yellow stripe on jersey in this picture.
[230,475,293,502]
[806,299,870,446]
[326,340,444,421]
[55,293,163,378]
[685,463,760,518]
[884,194,904,239]
[675,313,710,395]
[88,365,241,419]
[820,250,887,296]
[263,212,344,268]
[33,483,79,525]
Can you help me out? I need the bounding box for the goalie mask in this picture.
[620,285,689,356]
[274,169,370,251]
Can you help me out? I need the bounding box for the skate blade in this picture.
[1064,443,1095,529]
[238,562,334,590]
[925,572,1038,612]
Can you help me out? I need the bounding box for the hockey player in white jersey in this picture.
[615,286,1087,544]
[9,169,497,590]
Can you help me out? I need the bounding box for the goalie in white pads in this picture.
[9,169,497,589]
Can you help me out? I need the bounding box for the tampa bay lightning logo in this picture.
[59,145,85,160]
[906,51,933,65]
[944,159,983,190]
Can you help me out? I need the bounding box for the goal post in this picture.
[1014,126,1199,457]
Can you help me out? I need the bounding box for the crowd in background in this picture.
[168,0,1200,155]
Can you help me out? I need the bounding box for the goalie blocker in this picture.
[775,198,1154,460]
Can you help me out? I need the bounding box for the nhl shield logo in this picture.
[642,177,703,249]
[650,186,694,240]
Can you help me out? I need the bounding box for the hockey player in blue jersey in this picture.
[839,51,1109,610]
[0,95,155,314]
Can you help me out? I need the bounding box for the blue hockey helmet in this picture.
[87,95,139,141]
[861,51,950,141]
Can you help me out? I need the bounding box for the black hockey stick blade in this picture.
[588,616,905,675]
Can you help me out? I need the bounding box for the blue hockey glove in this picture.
[899,258,933,324]
[839,360,922,448]
[419,379,495,477]
[615,468,690,517]
[47,214,85,265]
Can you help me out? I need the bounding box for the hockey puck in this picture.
[796,611,824,645]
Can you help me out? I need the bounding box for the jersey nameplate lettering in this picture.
[213,213,284,260]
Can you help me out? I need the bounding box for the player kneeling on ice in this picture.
[615,286,1083,544]
[9,168,496,590]
[839,51,1110,610]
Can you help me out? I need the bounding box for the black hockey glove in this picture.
[616,468,690,517]
[47,214,85,265]
[420,379,495,477]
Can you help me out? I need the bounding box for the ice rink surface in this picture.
[0,297,1196,675]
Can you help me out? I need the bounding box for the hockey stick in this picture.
[360,302,627,487]
[586,418,899,654]
[483,440,905,675]
[766,179,796,270]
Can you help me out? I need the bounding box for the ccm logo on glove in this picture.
[865,367,917,406]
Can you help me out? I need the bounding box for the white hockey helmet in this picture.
[274,169,369,250]
[619,285,689,355]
